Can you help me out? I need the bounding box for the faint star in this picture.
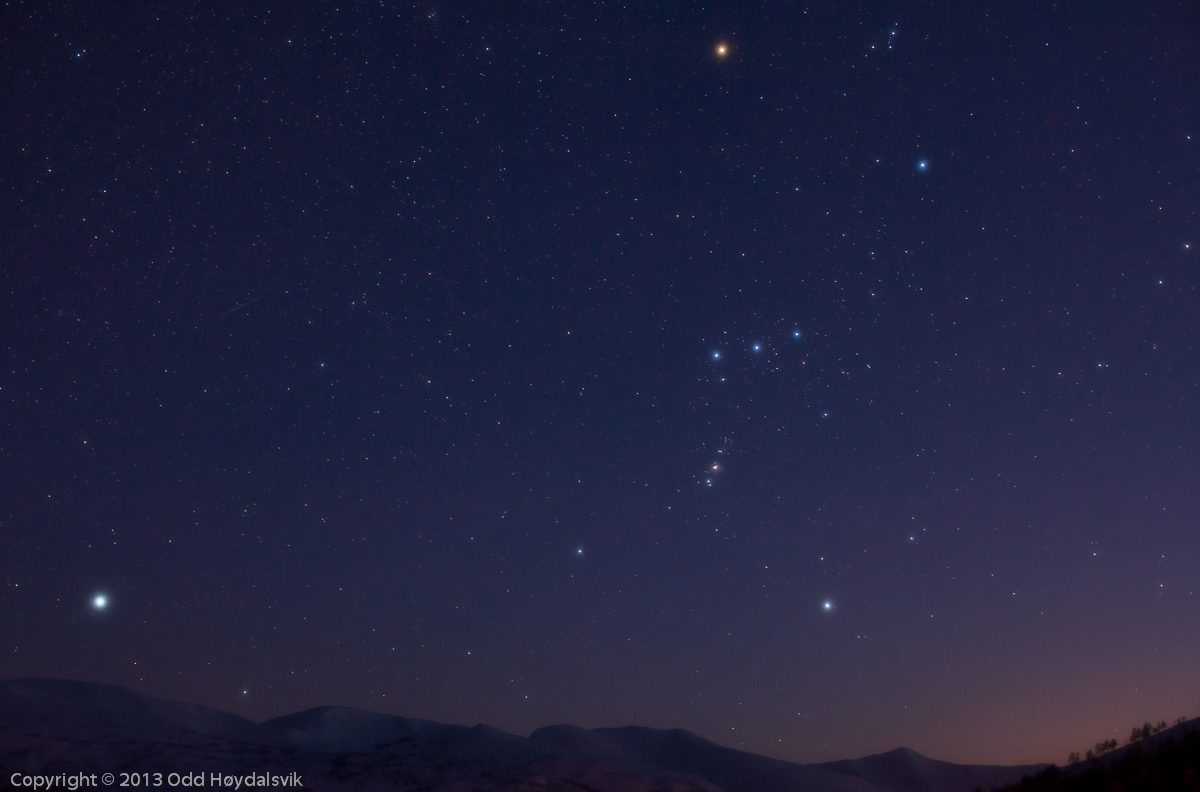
[751,342,763,353]
[916,159,929,172]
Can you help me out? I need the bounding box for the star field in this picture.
[1,0,1199,769]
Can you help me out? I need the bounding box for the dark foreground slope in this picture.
[990,717,1200,792]
[0,678,1043,792]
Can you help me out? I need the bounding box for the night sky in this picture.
[3,0,1199,769]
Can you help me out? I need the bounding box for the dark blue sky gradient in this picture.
[2,0,1199,766]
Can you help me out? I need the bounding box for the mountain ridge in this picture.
[0,677,1046,792]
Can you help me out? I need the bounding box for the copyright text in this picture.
[9,773,303,790]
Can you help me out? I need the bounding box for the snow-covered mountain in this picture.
[0,679,1045,792]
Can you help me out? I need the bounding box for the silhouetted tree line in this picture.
[981,720,1200,792]
[1061,718,1184,765]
